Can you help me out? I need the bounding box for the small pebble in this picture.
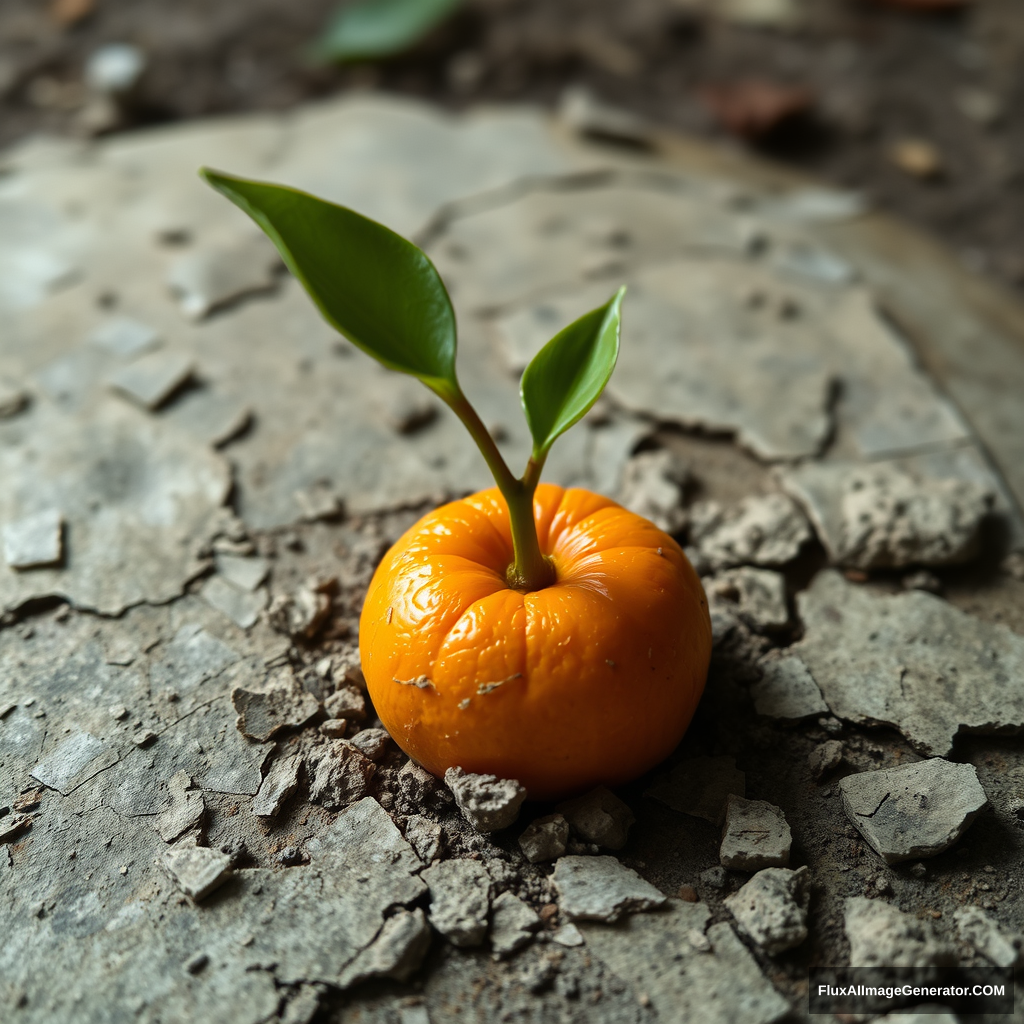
[132,730,157,748]
[678,884,699,903]
[185,953,209,975]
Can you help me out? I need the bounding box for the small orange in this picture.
[360,482,712,800]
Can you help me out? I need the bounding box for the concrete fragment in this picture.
[518,814,569,863]
[31,731,118,795]
[794,570,1024,756]
[252,753,302,818]
[396,760,452,814]
[87,316,160,358]
[751,656,828,720]
[844,897,955,972]
[808,740,844,780]
[308,742,376,810]
[337,908,432,986]
[231,676,320,741]
[161,846,232,901]
[445,766,527,833]
[156,771,205,842]
[201,576,267,629]
[490,891,542,959]
[616,449,688,533]
[3,510,63,570]
[107,350,195,410]
[167,234,280,320]
[724,866,810,955]
[720,795,792,870]
[783,463,992,569]
[838,759,988,864]
[0,378,29,418]
[423,859,491,947]
[581,903,790,1024]
[403,814,444,864]
[349,727,390,761]
[559,85,652,147]
[325,685,367,721]
[0,813,34,842]
[552,923,585,947]
[646,756,745,823]
[552,855,666,922]
[706,567,790,633]
[268,582,333,639]
[953,906,1022,970]
[689,493,811,571]
[320,719,347,739]
[556,787,634,850]
[215,554,269,592]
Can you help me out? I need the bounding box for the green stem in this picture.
[433,382,554,591]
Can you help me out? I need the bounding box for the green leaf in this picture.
[200,168,457,388]
[520,287,625,459]
[311,0,464,63]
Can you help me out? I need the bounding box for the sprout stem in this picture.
[434,382,555,592]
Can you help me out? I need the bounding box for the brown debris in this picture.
[700,80,813,139]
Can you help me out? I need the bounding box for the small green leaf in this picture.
[520,287,625,459]
[200,168,457,388]
[311,0,464,63]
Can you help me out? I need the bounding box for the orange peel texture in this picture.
[359,483,712,800]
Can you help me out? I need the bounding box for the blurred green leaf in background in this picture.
[311,0,465,64]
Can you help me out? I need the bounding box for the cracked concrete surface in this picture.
[2,93,1024,1023]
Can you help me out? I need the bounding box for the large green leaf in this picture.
[200,169,457,388]
[311,0,464,63]
[520,287,625,459]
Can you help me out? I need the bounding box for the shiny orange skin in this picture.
[359,483,712,800]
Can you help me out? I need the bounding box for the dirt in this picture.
[2,0,1023,294]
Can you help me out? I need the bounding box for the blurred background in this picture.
[2,0,1020,292]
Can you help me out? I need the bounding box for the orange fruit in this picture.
[359,483,712,800]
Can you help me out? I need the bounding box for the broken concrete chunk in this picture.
[519,813,570,863]
[423,858,491,947]
[349,727,390,761]
[3,509,64,570]
[445,766,527,833]
[839,466,991,569]
[167,234,280,320]
[552,855,666,922]
[559,84,652,146]
[325,685,367,722]
[308,742,376,810]
[706,567,789,633]
[87,316,161,358]
[490,891,542,959]
[556,787,635,850]
[403,814,444,864]
[794,570,1024,757]
[720,795,792,871]
[0,378,29,418]
[396,760,452,814]
[253,753,303,818]
[844,897,955,972]
[724,866,810,955]
[616,449,689,533]
[161,845,232,902]
[783,463,992,570]
[268,582,334,639]
[107,350,195,410]
[953,906,1022,970]
[156,771,206,842]
[646,756,746,824]
[808,740,844,780]
[838,759,988,864]
[552,923,585,947]
[0,814,34,842]
[215,553,270,592]
[751,656,828,720]
[689,493,811,571]
[337,907,432,987]
[201,575,267,630]
[31,730,118,795]
[231,679,320,741]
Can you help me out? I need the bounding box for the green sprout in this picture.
[200,169,623,592]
